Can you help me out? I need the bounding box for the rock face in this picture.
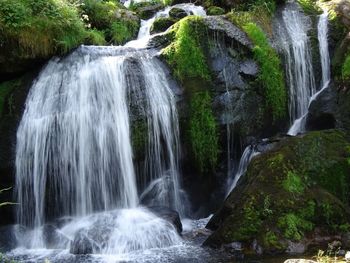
[307,82,350,131]
[70,231,94,255]
[204,130,350,255]
[0,71,38,226]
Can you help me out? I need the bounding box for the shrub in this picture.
[0,0,103,58]
[297,0,322,15]
[110,19,139,45]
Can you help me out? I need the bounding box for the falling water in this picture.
[278,4,316,135]
[226,145,259,196]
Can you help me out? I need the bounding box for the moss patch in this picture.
[342,53,350,81]
[243,23,286,121]
[207,6,225,16]
[297,0,322,15]
[189,91,219,174]
[162,16,210,81]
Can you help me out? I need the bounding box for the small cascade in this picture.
[277,3,316,135]
[126,3,206,48]
[277,5,330,135]
[226,145,259,196]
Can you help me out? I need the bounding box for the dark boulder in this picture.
[0,225,19,252]
[151,17,177,34]
[169,8,188,19]
[148,206,183,234]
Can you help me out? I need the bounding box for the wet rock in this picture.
[169,8,188,19]
[70,230,94,255]
[0,225,19,252]
[135,3,164,20]
[148,206,182,234]
[286,241,307,254]
[307,82,350,131]
[43,224,69,249]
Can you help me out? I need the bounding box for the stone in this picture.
[169,8,188,19]
[148,206,183,234]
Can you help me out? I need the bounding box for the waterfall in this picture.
[277,4,316,135]
[15,45,185,243]
[226,145,258,196]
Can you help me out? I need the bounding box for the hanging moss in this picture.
[189,91,219,174]
[243,23,287,121]
[297,0,322,16]
[162,16,210,82]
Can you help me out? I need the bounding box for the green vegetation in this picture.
[342,53,350,81]
[189,91,219,173]
[0,0,96,58]
[82,0,140,45]
[243,23,286,120]
[277,213,313,241]
[297,0,322,15]
[207,6,225,16]
[0,78,22,118]
[282,171,304,194]
[163,16,210,81]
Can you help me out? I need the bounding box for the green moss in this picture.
[297,0,322,15]
[131,120,148,160]
[282,171,305,194]
[207,6,225,16]
[189,91,219,173]
[342,53,350,81]
[277,213,313,241]
[0,79,22,118]
[263,231,284,250]
[243,23,286,120]
[163,16,210,81]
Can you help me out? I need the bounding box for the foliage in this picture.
[207,6,225,16]
[277,213,313,240]
[0,0,98,57]
[297,0,322,15]
[110,19,139,45]
[163,16,210,81]
[227,0,276,35]
[342,53,350,81]
[243,23,286,120]
[282,171,304,194]
[82,0,139,44]
[189,91,219,173]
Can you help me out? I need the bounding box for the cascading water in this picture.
[10,3,214,262]
[226,145,259,196]
[277,3,316,135]
[277,4,330,135]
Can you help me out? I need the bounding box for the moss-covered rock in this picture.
[130,1,164,20]
[169,7,188,19]
[207,6,225,16]
[205,130,350,254]
[151,17,176,34]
